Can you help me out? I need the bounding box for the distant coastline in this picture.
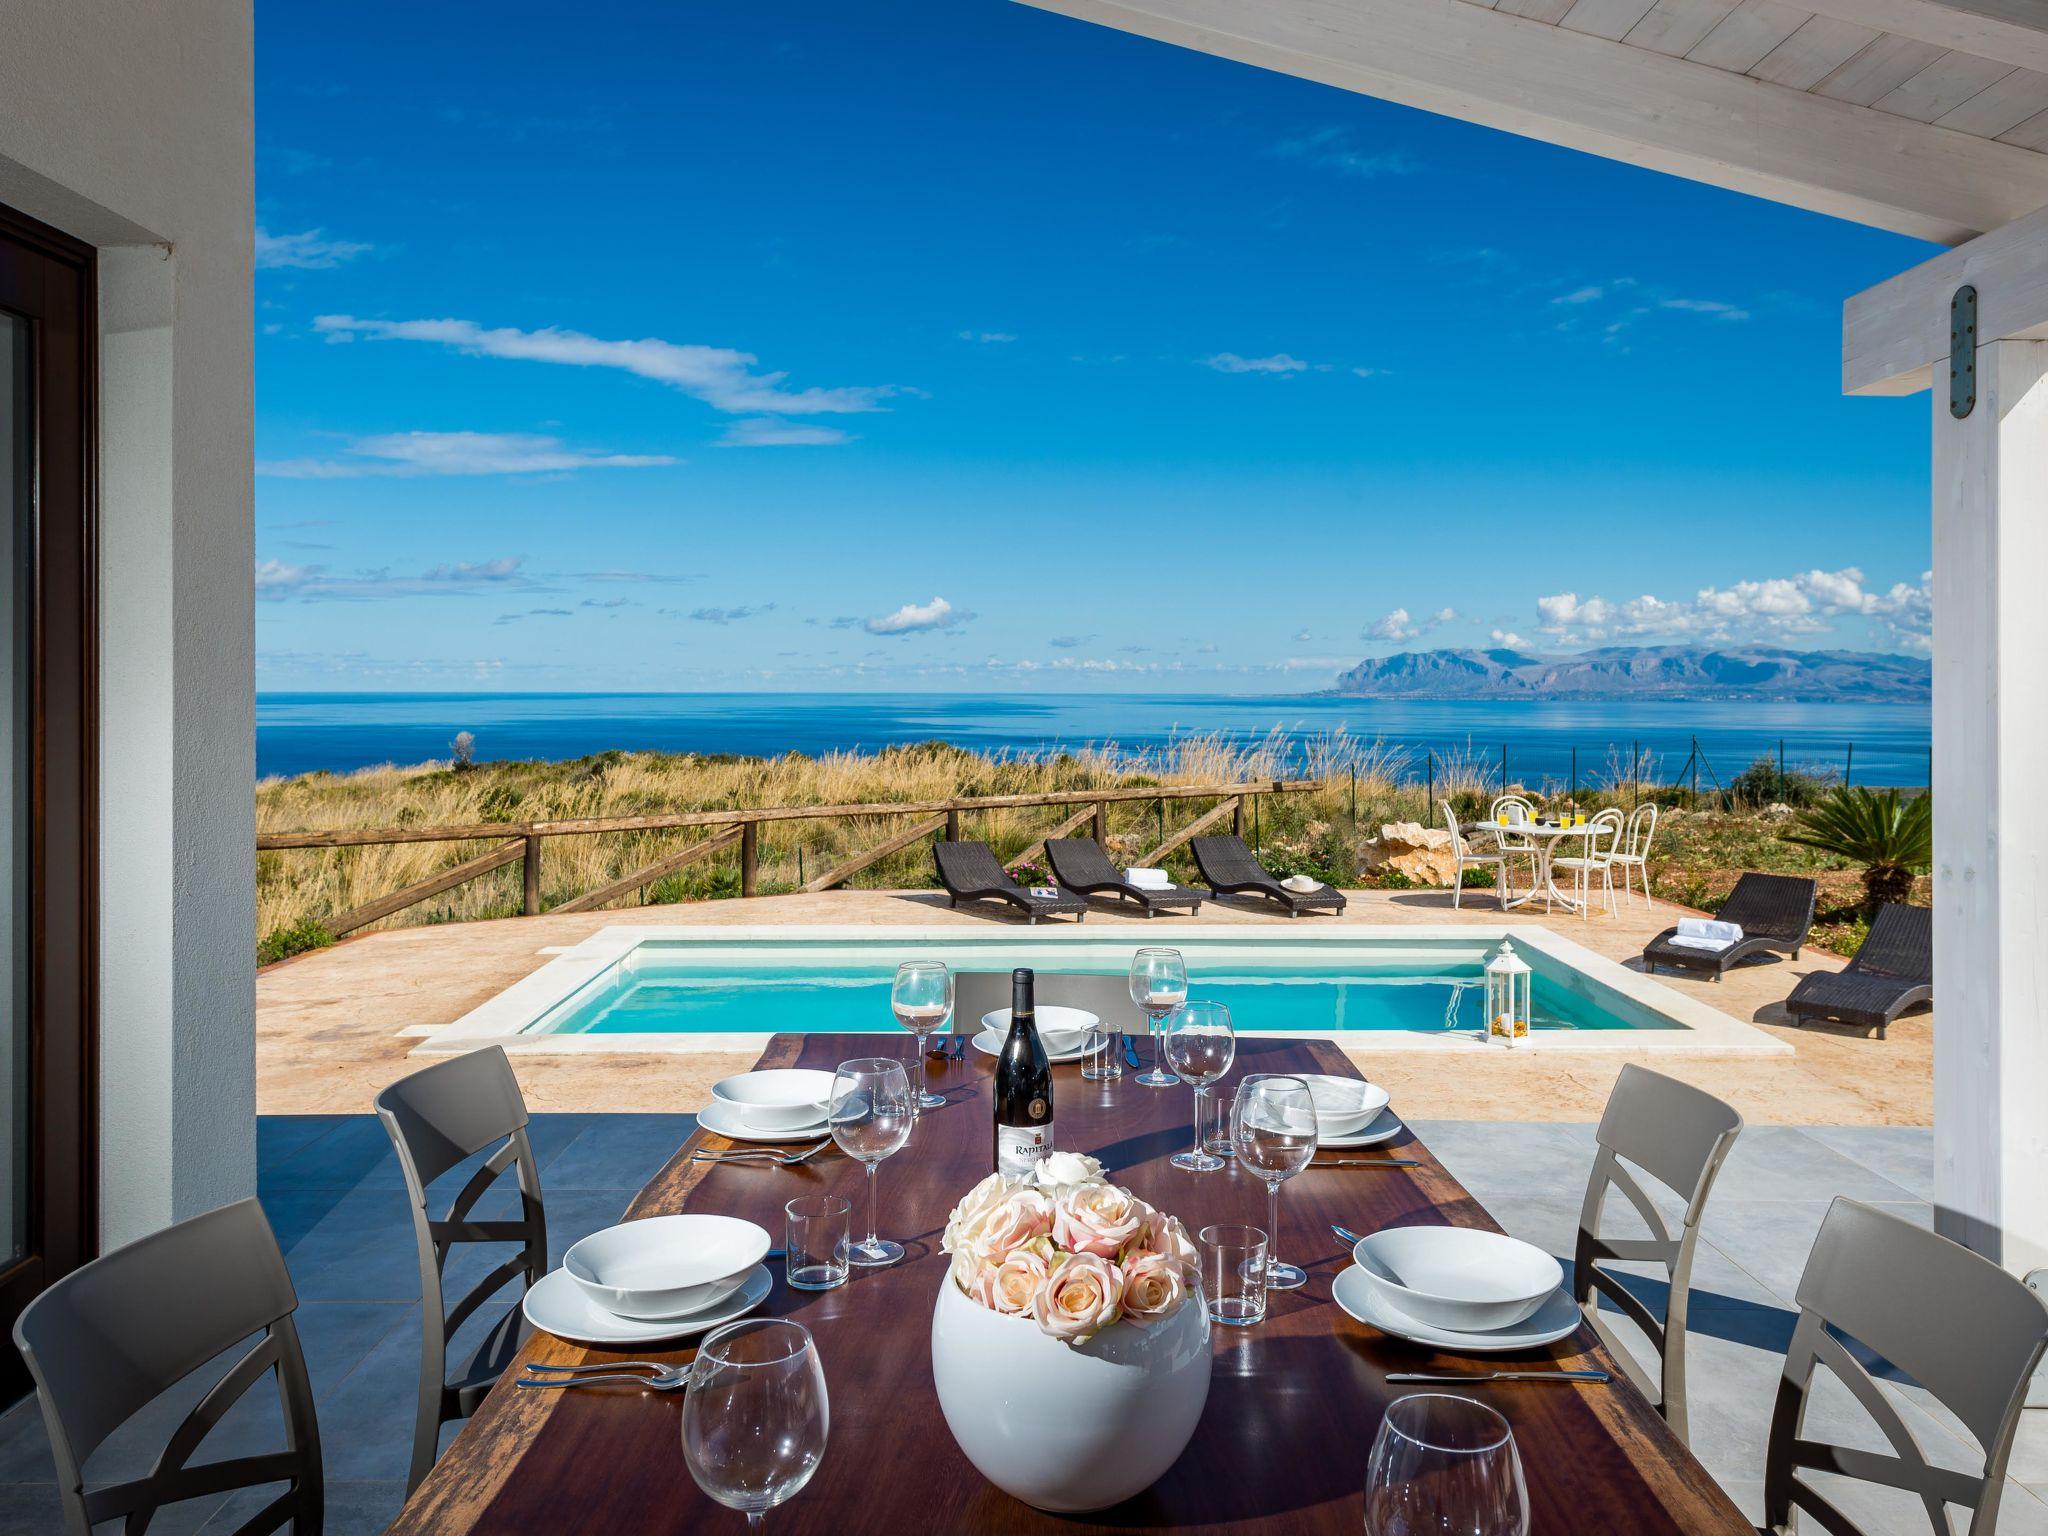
[1324,644,1930,703]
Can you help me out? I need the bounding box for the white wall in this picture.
[0,0,255,1247]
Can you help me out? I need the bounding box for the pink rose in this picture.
[1119,1251,1187,1326]
[974,1247,1050,1315]
[969,1188,1053,1266]
[1033,1252,1126,1342]
[1129,1206,1199,1281]
[1052,1182,1143,1259]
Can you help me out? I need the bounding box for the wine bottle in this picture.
[994,967,1053,1176]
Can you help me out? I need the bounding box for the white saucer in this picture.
[1332,1265,1582,1354]
[1317,1107,1405,1150]
[524,1263,772,1347]
[970,1027,1090,1064]
[696,1099,830,1144]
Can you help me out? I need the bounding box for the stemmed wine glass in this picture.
[1164,1001,1235,1172]
[1231,1073,1317,1290]
[1129,948,1187,1088]
[891,960,952,1110]
[1364,1394,1529,1536]
[680,1318,830,1531]
[828,1057,914,1267]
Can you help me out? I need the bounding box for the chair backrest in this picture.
[954,970,1146,1035]
[1489,794,1533,825]
[1190,835,1268,887]
[1589,807,1624,856]
[934,839,1013,892]
[1573,1065,1742,1444]
[1718,871,1818,943]
[12,1197,322,1536]
[1624,802,1659,859]
[1044,838,1117,888]
[1440,800,1467,857]
[376,1046,545,1492]
[1764,1199,2048,1536]
[1851,903,1932,982]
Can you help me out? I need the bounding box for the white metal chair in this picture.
[1551,808,1623,918]
[1486,795,1540,891]
[1442,801,1511,909]
[1608,802,1659,907]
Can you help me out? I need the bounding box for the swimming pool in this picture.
[423,925,1790,1057]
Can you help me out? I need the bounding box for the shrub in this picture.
[1728,754,1829,808]
[1781,787,1931,912]
[258,916,334,966]
[450,731,477,772]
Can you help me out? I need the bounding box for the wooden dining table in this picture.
[387,1031,1753,1534]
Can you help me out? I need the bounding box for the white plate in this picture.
[564,1214,771,1320]
[710,1068,836,1131]
[970,1027,1090,1064]
[524,1264,772,1347]
[696,1099,830,1144]
[980,1004,1099,1056]
[1333,1265,1581,1354]
[1352,1226,1563,1331]
[1317,1107,1405,1149]
[1299,1074,1393,1138]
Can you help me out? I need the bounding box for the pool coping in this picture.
[414,922,1793,1060]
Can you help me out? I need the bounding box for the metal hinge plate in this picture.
[1951,284,1977,419]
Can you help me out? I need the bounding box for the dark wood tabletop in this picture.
[389,1032,1752,1534]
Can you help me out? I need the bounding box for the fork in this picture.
[519,1360,690,1392]
[690,1139,833,1166]
[1386,1369,1608,1385]
[1314,1157,1422,1169]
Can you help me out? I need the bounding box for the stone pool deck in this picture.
[258,887,1930,1127]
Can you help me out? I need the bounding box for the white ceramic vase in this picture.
[929,1273,1212,1513]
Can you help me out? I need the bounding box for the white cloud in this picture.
[1662,298,1750,321]
[1204,352,1310,375]
[311,315,906,416]
[257,430,676,478]
[1365,605,1458,644]
[1273,127,1417,180]
[255,227,372,270]
[257,554,537,602]
[1491,629,1530,650]
[717,418,853,448]
[1552,285,1604,305]
[1531,567,1932,649]
[687,604,777,624]
[864,596,971,636]
[956,330,1017,343]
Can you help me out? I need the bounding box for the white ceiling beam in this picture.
[1794,0,2048,76]
[1013,0,2048,243]
[1844,200,2048,393]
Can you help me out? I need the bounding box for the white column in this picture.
[1931,339,2048,1274]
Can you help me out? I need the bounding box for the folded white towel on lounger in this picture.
[1124,867,1170,889]
[1668,917,1742,952]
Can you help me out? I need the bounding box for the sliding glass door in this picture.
[0,204,97,1400]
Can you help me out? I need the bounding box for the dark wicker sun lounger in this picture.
[1044,838,1203,918]
[933,840,1087,924]
[1641,871,1816,980]
[1782,902,1931,1039]
[1188,835,1347,918]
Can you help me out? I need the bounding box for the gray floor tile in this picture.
[1803,1124,1935,1201]
[542,1114,697,1190]
[1706,1126,1921,1205]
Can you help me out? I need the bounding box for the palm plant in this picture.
[1780,787,1931,911]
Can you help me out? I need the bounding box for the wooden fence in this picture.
[256,778,1328,937]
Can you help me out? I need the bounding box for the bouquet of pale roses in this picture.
[941,1150,1200,1345]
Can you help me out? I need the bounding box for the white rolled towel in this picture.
[1669,917,1742,952]
[1124,867,1170,889]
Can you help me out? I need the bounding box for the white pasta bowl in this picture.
[1299,1074,1392,1138]
[710,1068,835,1131]
[1351,1226,1563,1333]
[564,1214,771,1320]
[981,1004,1098,1056]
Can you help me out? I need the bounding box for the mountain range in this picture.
[1326,645,1930,702]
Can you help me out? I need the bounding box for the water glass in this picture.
[1232,1073,1317,1291]
[1202,1083,1238,1160]
[1364,1394,1530,1536]
[1081,1012,1125,1082]
[1129,947,1187,1088]
[1200,1223,1268,1327]
[1165,1000,1235,1172]
[681,1318,830,1530]
[891,960,952,1110]
[828,1058,914,1267]
[784,1194,850,1292]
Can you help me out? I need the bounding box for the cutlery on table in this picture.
[519,1361,690,1392]
[1314,1158,1422,1169]
[1385,1370,1609,1385]
[1121,1033,1142,1070]
[690,1140,832,1166]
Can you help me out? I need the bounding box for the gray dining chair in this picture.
[375,1044,547,1495]
[1573,1063,1743,1445]
[1762,1198,2048,1536]
[11,1197,322,1535]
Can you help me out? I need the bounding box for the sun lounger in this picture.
[1188,835,1347,918]
[1641,872,1816,980]
[933,840,1087,923]
[1783,902,1930,1039]
[1044,838,1203,917]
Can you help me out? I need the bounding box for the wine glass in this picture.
[828,1057,914,1267]
[1164,1000,1235,1172]
[891,960,952,1110]
[1231,1073,1317,1290]
[681,1318,830,1530]
[1129,948,1187,1088]
[1364,1394,1529,1536]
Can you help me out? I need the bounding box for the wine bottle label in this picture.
[996,1122,1053,1177]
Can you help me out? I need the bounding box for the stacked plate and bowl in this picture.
[1333,1226,1579,1352]
[522,1212,776,1347]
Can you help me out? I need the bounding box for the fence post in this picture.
[1632,738,1640,811]
[1156,799,1166,847]
[1845,742,1853,789]
[740,821,758,898]
[1233,796,1245,837]
[1093,801,1107,842]
[1349,770,1357,828]
[1778,738,1786,791]
[1570,747,1577,809]
[945,807,960,842]
[1253,794,1261,850]
[1691,736,1699,808]
[522,834,542,915]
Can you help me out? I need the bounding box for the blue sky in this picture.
[254,0,1937,694]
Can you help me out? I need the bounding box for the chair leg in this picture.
[1453,868,1463,910]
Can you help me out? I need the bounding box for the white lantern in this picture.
[1485,940,1532,1046]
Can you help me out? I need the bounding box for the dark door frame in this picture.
[0,200,99,1401]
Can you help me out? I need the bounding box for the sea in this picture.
[255,692,1933,790]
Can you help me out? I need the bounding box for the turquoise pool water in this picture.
[526,937,1676,1038]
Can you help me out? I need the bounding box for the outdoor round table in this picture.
[1488,819,1605,913]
